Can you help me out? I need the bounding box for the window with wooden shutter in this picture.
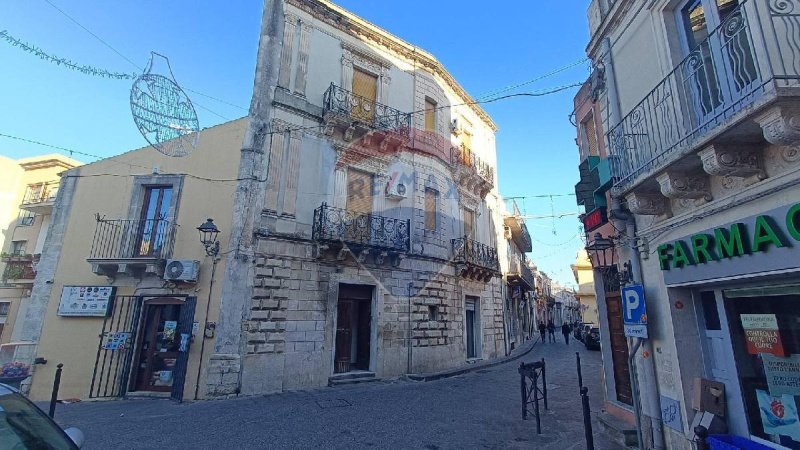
[581,113,599,157]
[425,188,438,231]
[424,98,436,132]
[462,131,473,151]
[463,208,475,239]
[346,168,373,214]
[352,68,378,122]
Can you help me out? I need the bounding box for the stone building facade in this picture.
[207,0,506,396]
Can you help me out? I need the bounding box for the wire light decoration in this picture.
[130,52,199,157]
[0,30,136,80]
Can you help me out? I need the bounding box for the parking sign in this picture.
[622,284,648,338]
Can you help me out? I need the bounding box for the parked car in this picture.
[0,383,84,449]
[574,323,593,342]
[584,327,601,351]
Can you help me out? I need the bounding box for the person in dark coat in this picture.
[561,322,571,344]
[537,322,546,342]
[547,320,556,343]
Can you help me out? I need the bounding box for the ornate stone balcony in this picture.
[506,254,534,291]
[312,203,409,266]
[450,144,495,198]
[322,83,411,150]
[607,0,800,212]
[452,236,500,282]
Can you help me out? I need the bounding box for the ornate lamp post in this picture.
[194,218,221,400]
[585,232,631,288]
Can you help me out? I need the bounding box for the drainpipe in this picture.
[407,281,413,374]
[611,199,665,450]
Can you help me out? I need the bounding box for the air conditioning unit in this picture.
[451,118,463,136]
[163,259,200,283]
[504,226,513,240]
[385,162,411,200]
[386,179,408,200]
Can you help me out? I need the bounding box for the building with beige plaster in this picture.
[0,154,81,346]
[571,249,598,325]
[18,119,247,401]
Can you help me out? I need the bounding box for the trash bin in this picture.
[707,435,773,450]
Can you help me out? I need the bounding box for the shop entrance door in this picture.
[606,291,633,405]
[130,297,195,400]
[466,297,479,359]
[334,285,372,374]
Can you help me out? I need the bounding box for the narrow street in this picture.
[50,340,615,449]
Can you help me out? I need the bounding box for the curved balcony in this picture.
[312,203,409,266]
[450,144,494,198]
[452,236,499,282]
[507,254,535,291]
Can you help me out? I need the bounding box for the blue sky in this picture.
[0,1,590,286]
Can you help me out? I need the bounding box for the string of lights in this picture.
[0,30,136,80]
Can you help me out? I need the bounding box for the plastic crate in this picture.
[707,435,773,450]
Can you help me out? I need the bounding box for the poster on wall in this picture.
[762,354,800,397]
[756,389,800,440]
[101,332,131,350]
[741,314,785,356]
[57,286,115,317]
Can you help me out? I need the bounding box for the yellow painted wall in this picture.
[27,119,247,401]
[572,249,598,325]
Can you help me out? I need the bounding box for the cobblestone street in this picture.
[51,340,615,449]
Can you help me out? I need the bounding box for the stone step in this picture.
[595,410,639,449]
[328,371,378,387]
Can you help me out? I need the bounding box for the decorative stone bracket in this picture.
[656,171,713,201]
[698,144,766,180]
[756,104,800,166]
[625,191,670,216]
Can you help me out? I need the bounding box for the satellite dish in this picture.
[130,52,199,157]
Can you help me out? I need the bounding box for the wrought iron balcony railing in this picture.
[607,0,800,193]
[451,144,495,185]
[2,261,36,282]
[452,236,500,272]
[312,203,410,253]
[508,254,535,290]
[323,83,412,136]
[21,182,59,205]
[89,216,176,261]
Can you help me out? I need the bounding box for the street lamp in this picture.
[194,218,221,400]
[584,232,632,286]
[197,218,220,258]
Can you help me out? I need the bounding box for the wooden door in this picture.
[335,300,354,374]
[132,300,182,392]
[606,291,633,405]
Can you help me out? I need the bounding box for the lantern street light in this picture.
[197,218,220,258]
[584,232,632,286]
[194,218,221,400]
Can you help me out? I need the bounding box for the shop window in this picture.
[723,285,800,447]
[10,241,27,256]
[424,188,438,231]
[17,210,34,227]
[424,98,437,132]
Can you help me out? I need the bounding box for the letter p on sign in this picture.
[622,284,648,338]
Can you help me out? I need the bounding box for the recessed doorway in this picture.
[334,284,373,374]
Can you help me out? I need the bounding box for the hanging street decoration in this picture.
[0,30,136,80]
[130,52,199,157]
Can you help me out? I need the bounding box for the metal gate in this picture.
[89,296,141,398]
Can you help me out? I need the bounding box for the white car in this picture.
[0,383,84,449]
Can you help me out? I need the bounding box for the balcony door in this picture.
[678,0,758,125]
[352,68,378,123]
[345,169,374,246]
[136,186,172,257]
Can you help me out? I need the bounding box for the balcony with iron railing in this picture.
[322,83,412,148]
[503,200,532,253]
[507,254,535,291]
[312,203,410,265]
[450,144,495,198]
[607,0,800,205]
[20,181,59,214]
[1,258,37,285]
[87,215,176,277]
[451,236,500,282]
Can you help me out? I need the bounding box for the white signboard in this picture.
[57,286,114,317]
[763,354,800,396]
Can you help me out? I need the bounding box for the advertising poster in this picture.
[756,389,800,440]
[101,332,131,350]
[741,314,785,356]
[57,286,114,317]
[763,354,800,397]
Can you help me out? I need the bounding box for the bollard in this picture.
[694,425,710,450]
[532,369,541,435]
[49,363,63,419]
[576,352,583,391]
[581,386,595,450]
[541,358,548,410]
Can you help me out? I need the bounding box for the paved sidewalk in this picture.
[51,339,615,449]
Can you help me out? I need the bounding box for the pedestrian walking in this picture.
[562,322,571,344]
[547,320,556,343]
[538,322,546,343]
